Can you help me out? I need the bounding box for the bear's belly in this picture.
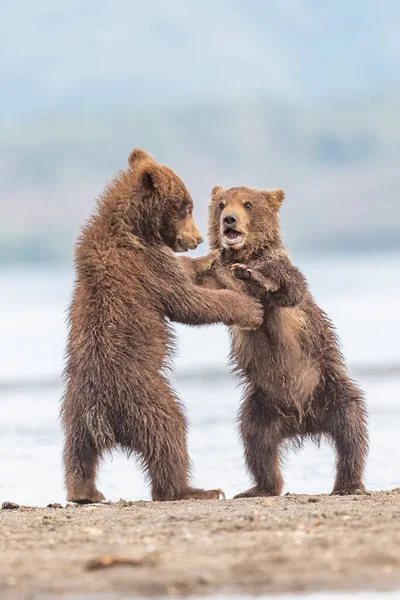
[230,307,320,404]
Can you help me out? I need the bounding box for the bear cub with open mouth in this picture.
[182,185,368,497]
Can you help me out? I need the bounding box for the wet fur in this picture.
[61,157,263,504]
[182,186,368,497]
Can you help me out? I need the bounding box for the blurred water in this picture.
[0,254,399,506]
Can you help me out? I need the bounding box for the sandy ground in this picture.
[1,490,400,599]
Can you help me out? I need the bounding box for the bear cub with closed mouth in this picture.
[62,155,264,504]
[182,185,368,497]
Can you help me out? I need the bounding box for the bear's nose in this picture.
[223,213,238,227]
[197,235,204,244]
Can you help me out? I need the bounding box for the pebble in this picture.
[2,501,19,510]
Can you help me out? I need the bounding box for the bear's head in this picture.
[127,149,203,252]
[208,186,284,254]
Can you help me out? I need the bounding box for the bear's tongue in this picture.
[225,229,242,241]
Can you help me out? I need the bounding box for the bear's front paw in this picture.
[237,297,264,330]
[231,263,252,280]
[203,249,221,271]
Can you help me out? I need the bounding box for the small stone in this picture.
[47,503,63,508]
[2,501,19,510]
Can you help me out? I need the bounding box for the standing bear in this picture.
[182,186,368,497]
[61,152,263,503]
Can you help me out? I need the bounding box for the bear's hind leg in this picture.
[63,427,105,504]
[122,378,223,501]
[320,375,368,495]
[234,387,284,498]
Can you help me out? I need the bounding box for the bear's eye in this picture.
[218,202,225,210]
[244,202,252,210]
[186,207,192,215]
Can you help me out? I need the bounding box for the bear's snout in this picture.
[175,234,202,252]
[185,234,203,250]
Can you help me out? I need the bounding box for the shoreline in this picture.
[1,490,400,599]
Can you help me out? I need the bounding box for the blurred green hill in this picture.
[1,1,399,263]
[1,94,399,263]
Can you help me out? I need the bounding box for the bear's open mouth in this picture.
[223,228,244,246]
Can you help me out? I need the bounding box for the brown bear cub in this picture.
[62,152,264,504]
[183,186,368,497]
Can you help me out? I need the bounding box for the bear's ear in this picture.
[137,160,169,195]
[263,189,285,210]
[272,189,285,204]
[128,148,151,167]
[210,186,224,203]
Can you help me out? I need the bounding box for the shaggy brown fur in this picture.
[182,186,368,497]
[61,153,264,504]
